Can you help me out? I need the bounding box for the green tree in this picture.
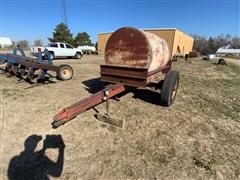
[48,23,74,45]
[74,32,92,46]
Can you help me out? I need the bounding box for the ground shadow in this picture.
[82,77,130,99]
[0,63,56,86]
[82,77,105,94]
[131,88,161,105]
[2,69,56,86]
[8,134,65,180]
[82,78,162,105]
[212,62,228,66]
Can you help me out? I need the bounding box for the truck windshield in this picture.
[49,43,58,47]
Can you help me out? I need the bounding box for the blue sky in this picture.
[1,0,239,45]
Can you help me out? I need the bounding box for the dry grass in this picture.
[0,54,240,179]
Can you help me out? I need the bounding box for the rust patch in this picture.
[105,27,150,69]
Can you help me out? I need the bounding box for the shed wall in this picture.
[98,33,112,55]
[172,30,194,56]
[98,29,194,57]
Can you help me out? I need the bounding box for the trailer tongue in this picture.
[52,83,127,128]
[52,27,180,128]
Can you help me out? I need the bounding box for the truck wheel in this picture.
[75,52,82,59]
[56,64,73,80]
[160,70,179,107]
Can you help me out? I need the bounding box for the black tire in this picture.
[56,64,73,80]
[160,70,180,107]
[75,52,82,59]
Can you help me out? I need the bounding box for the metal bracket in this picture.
[104,90,110,115]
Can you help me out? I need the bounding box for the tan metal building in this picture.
[98,28,194,57]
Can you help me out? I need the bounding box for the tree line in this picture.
[13,23,95,48]
[12,23,240,54]
[48,23,94,47]
[192,34,240,55]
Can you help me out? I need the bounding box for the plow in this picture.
[52,27,180,128]
[0,48,73,87]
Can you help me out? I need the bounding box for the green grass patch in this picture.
[193,155,216,171]
[154,154,168,164]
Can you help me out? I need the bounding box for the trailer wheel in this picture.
[56,64,73,80]
[160,70,179,107]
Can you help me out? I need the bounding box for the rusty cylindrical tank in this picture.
[105,27,171,72]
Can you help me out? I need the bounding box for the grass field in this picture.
[0,54,240,179]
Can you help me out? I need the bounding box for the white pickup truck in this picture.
[30,42,83,60]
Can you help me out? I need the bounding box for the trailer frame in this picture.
[51,61,176,128]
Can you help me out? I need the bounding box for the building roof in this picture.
[98,28,178,35]
[98,27,193,39]
[0,37,12,45]
[216,48,240,54]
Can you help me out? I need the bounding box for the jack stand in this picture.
[95,89,123,128]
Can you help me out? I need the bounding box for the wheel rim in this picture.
[61,67,72,79]
[172,79,179,100]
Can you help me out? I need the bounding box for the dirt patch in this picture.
[0,54,240,179]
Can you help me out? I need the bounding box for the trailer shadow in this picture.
[7,134,65,180]
[131,88,161,105]
[82,78,162,105]
[82,77,105,94]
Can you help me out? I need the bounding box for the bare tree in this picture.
[34,39,43,46]
[232,36,240,48]
[11,41,17,48]
[192,34,239,55]
[17,40,29,49]
[192,34,209,55]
